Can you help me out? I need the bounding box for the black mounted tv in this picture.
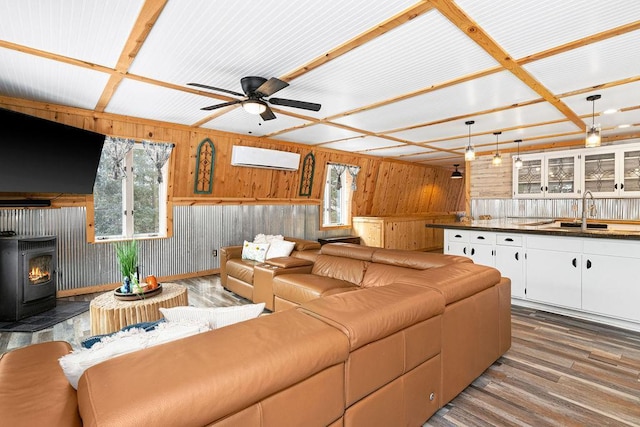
[0,108,105,194]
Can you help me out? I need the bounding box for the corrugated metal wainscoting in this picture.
[0,205,347,292]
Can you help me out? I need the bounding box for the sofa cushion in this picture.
[312,254,368,286]
[242,241,270,262]
[320,243,376,261]
[226,258,259,284]
[395,263,501,305]
[0,341,81,427]
[266,257,314,268]
[360,263,421,288]
[300,283,445,352]
[273,274,357,305]
[371,249,472,269]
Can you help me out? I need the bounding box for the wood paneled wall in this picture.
[0,100,464,216]
[469,156,512,199]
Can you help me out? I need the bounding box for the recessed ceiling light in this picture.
[618,124,631,128]
[603,108,619,115]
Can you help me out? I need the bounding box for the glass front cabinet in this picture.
[513,153,581,198]
[583,145,640,197]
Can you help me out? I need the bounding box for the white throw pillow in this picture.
[266,239,296,259]
[59,321,210,389]
[253,234,284,244]
[241,240,269,262]
[160,303,265,329]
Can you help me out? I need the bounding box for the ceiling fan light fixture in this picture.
[451,164,463,179]
[464,120,475,161]
[242,99,267,115]
[585,94,602,148]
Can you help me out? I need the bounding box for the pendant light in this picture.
[585,94,601,148]
[450,164,463,179]
[464,120,475,161]
[514,139,523,169]
[492,131,502,165]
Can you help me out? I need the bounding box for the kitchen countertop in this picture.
[427,218,640,241]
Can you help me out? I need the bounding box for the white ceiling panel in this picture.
[456,0,639,59]
[201,107,309,137]
[0,0,144,67]
[106,78,224,126]
[277,124,364,145]
[321,136,400,152]
[364,145,429,157]
[333,71,540,132]
[286,11,499,118]
[393,101,569,143]
[130,0,416,88]
[562,81,640,115]
[0,48,109,109]
[524,30,640,94]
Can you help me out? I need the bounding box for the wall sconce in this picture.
[585,94,601,148]
[464,120,475,161]
[451,164,463,179]
[514,139,523,169]
[492,131,502,165]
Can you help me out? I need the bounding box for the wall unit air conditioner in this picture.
[231,146,300,171]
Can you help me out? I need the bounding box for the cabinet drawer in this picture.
[495,233,522,246]
[469,231,496,245]
[447,230,469,242]
[583,239,640,258]
[527,235,583,252]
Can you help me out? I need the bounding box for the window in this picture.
[322,163,356,228]
[93,143,169,240]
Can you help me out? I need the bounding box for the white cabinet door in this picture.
[514,153,581,198]
[526,248,582,309]
[470,243,494,266]
[513,155,544,198]
[446,241,468,257]
[495,245,524,299]
[619,147,640,197]
[582,254,640,322]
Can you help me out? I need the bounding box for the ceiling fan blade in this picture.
[269,97,321,112]
[260,106,277,121]
[200,100,242,111]
[255,77,289,97]
[187,82,245,98]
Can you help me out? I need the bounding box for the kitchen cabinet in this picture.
[494,233,525,299]
[353,214,456,251]
[513,153,581,199]
[581,239,640,322]
[582,144,640,198]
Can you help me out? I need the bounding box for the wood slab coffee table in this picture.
[90,282,188,335]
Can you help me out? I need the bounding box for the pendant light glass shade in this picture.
[492,131,502,165]
[585,94,601,148]
[464,120,475,161]
[514,139,523,169]
[450,164,463,179]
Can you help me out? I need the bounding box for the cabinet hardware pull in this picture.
[477,236,485,240]
[463,247,466,255]
[572,258,577,267]
[621,183,624,190]
[586,260,592,269]
[515,252,519,261]
[540,186,544,192]
[471,248,475,256]
[455,234,462,238]
[614,183,618,190]
[505,238,514,242]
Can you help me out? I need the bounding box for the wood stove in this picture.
[0,236,57,321]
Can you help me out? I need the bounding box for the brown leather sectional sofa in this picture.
[0,244,511,426]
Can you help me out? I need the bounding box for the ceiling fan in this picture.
[187,76,321,121]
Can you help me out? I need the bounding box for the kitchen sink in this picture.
[558,222,608,229]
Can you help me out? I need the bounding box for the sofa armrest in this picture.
[254,262,314,311]
[220,246,243,286]
[266,257,314,268]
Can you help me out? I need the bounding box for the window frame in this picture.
[89,142,171,243]
[320,163,355,230]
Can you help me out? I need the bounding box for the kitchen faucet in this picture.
[581,190,595,231]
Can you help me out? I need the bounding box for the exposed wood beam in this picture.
[428,0,585,131]
[95,0,169,112]
[280,1,435,82]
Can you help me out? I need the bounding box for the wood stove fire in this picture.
[0,235,57,321]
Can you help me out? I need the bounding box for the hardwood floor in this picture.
[2,275,639,426]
